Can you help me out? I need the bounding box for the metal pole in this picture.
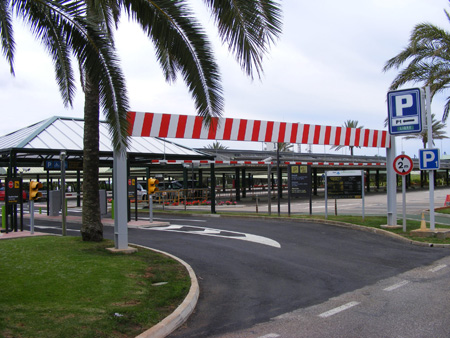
[267,164,272,216]
[386,136,397,226]
[277,147,281,217]
[325,171,328,219]
[402,175,406,232]
[361,170,365,221]
[60,151,67,236]
[426,86,435,230]
[113,147,129,250]
[287,165,291,216]
[149,195,153,223]
[29,200,34,234]
[210,163,216,214]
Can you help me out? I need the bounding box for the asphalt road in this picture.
[20,212,450,337]
[136,215,449,338]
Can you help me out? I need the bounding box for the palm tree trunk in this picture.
[81,72,103,241]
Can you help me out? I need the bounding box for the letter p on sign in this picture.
[395,95,413,117]
[419,148,440,170]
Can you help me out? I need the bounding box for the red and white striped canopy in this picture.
[127,112,390,148]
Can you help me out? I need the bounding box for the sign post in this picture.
[288,165,312,216]
[394,154,413,232]
[417,86,439,230]
[387,87,423,228]
[388,88,423,135]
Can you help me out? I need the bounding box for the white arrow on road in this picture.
[145,224,281,248]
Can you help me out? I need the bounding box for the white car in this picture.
[136,183,147,201]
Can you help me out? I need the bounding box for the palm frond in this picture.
[0,0,16,75]
[10,0,129,150]
[204,0,282,79]
[383,7,450,122]
[122,0,223,121]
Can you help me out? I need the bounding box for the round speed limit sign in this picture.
[393,155,413,175]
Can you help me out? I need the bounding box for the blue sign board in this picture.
[419,148,440,170]
[45,160,65,170]
[388,88,423,135]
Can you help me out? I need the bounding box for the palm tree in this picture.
[205,141,228,150]
[402,113,448,148]
[330,120,363,156]
[1,0,130,242]
[277,142,293,152]
[80,0,283,241]
[383,4,450,122]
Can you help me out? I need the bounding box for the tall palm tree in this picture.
[1,0,130,241]
[330,120,363,156]
[402,113,448,148]
[383,3,450,122]
[80,0,283,241]
[205,141,228,150]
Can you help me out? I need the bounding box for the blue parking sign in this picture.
[388,88,423,135]
[419,148,440,170]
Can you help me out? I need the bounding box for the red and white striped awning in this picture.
[127,112,391,148]
[149,159,386,166]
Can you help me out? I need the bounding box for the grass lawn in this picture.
[0,236,190,338]
[436,207,450,215]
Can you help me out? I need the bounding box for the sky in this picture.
[1,0,450,158]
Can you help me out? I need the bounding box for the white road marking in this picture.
[319,301,360,318]
[258,334,280,338]
[147,224,281,248]
[429,264,447,273]
[383,280,409,291]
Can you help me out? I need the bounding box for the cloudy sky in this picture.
[1,0,449,158]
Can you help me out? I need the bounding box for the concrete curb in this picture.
[271,217,450,249]
[133,244,199,338]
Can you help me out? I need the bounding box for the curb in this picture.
[274,217,450,249]
[133,244,199,338]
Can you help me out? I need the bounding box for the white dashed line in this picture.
[383,280,409,291]
[258,334,280,338]
[318,301,360,318]
[429,264,447,273]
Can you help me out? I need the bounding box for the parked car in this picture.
[0,187,28,202]
[157,181,183,191]
[136,183,147,201]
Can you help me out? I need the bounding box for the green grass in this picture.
[436,207,450,215]
[0,236,190,338]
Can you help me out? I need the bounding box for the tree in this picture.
[1,0,130,241]
[277,142,293,152]
[205,141,228,150]
[80,0,283,241]
[383,3,450,122]
[330,120,363,156]
[402,113,448,148]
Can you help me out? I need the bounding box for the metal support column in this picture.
[210,163,216,214]
[113,147,129,250]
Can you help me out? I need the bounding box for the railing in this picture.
[153,189,210,206]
